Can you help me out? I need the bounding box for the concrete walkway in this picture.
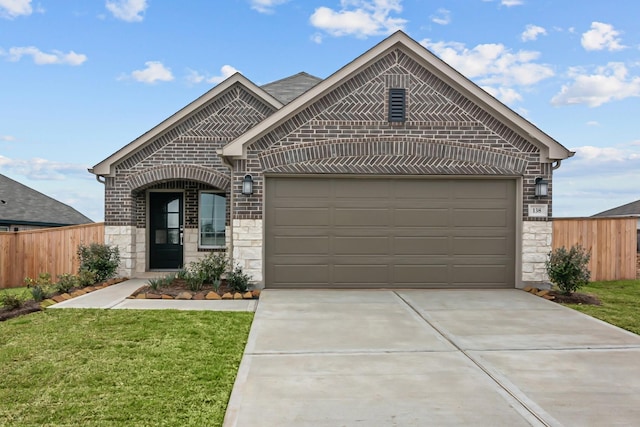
[48,279,257,312]
[223,289,640,426]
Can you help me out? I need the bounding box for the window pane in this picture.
[199,193,225,247]
[167,212,179,228]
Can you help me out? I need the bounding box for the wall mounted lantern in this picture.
[242,174,254,196]
[534,177,548,198]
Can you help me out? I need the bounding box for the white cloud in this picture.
[501,0,523,6]
[0,0,32,18]
[0,135,16,141]
[3,46,87,65]
[581,22,625,51]
[310,0,407,39]
[420,39,553,104]
[551,63,640,107]
[127,61,174,84]
[521,24,546,42]
[311,33,324,44]
[586,121,600,127]
[186,65,240,85]
[431,8,450,25]
[249,0,288,14]
[0,155,91,181]
[105,0,148,22]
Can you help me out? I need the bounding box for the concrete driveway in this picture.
[224,289,640,427]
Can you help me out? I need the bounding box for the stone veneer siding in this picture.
[521,221,552,286]
[232,219,263,284]
[105,225,135,277]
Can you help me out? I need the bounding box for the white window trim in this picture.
[198,190,226,249]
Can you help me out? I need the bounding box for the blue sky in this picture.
[1,0,639,221]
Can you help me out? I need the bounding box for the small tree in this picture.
[545,245,591,295]
[77,243,121,283]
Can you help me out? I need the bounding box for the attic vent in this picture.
[388,88,406,122]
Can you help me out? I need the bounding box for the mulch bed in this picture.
[129,279,260,300]
[547,290,602,305]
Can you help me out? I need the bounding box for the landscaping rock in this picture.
[51,295,66,303]
[233,292,242,300]
[41,299,56,307]
[222,292,233,300]
[251,290,261,298]
[542,295,556,300]
[176,292,193,300]
[136,294,146,299]
[193,293,205,300]
[146,293,161,299]
[206,292,222,300]
[536,290,550,297]
[243,291,253,299]
[162,295,173,299]
[60,293,72,300]
[523,286,534,292]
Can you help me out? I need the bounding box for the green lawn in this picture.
[564,280,640,335]
[0,309,253,426]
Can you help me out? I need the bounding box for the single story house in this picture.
[0,173,93,231]
[593,199,640,252]
[90,31,573,289]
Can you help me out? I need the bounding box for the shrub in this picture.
[24,273,54,302]
[188,252,228,285]
[546,245,591,295]
[77,243,121,282]
[77,269,97,287]
[56,273,79,294]
[186,271,206,292]
[226,265,251,293]
[148,277,163,291]
[0,292,24,310]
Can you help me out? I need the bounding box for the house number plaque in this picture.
[528,204,548,218]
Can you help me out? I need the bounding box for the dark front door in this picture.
[149,192,183,269]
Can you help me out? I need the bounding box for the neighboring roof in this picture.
[261,72,323,104]
[91,73,283,177]
[592,200,640,217]
[222,31,574,163]
[0,174,93,226]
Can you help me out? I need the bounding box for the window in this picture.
[0,226,8,232]
[199,192,226,248]
[388,88,406,122]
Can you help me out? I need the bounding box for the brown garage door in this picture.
[265,177,516,289]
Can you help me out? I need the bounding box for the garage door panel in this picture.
[452,237,509,256]
[274,208,329,226]
[452,265,508,285]
[453,209,508,227]
[266,177,515,289]
[274,236,329,255]
[334,237,389,255]
[454,180,510,199]
[273,265,329,284]
[333,265,389,285]
[394,265,449,284]
[395,209,449,227]
[335,208,390,226]
[394,236,449,255]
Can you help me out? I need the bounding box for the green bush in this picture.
[77,269,97,287]
[188,252,228,285]
[77,243,120,282]
[56,273,79,294]
[24,273,54,302]
[0,292,24,310]
[226,265,251,293]
[546,245,591,295]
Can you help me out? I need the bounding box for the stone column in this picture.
[521,221,552,287]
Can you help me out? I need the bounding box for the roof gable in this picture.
[222,31,573,163]
[0,174,93,226]
[91,73,283,176]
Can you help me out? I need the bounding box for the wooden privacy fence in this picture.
[0,223,104,288]
[552,217,637,282]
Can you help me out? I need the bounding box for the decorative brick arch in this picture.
[126,165,230,191]
[258,138,528,175]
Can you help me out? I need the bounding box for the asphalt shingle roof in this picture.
[592,199,640,217]
[0,174,93,226]
[261,72,323,104]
